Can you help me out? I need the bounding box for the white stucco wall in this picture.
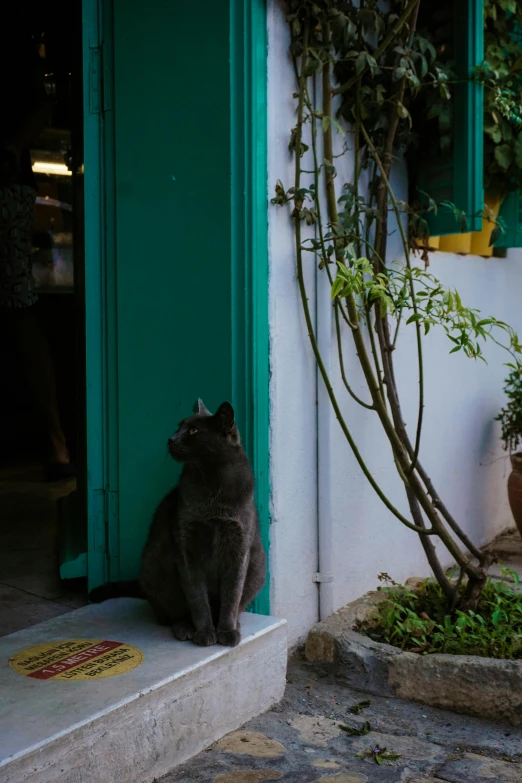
[267,0,521,647]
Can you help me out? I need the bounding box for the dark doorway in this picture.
[0,0,87,635]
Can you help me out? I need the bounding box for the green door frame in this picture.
[82,0,117,592]
[231,0,270,614]
[82,0,270,613]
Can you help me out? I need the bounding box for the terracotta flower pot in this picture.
[507,453,522,537]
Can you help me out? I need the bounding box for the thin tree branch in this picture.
[334,302,375,410]
[319,24,478,561]
[293,20,435,536]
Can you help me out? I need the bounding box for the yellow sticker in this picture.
[9,639,144,681]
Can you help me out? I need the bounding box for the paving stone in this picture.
[401,777,441,783]
[214,772,283,783]
[288,715,341,747]
[436,753,522,783]
[314,774,368,782]
[350,731,447,773]
[158,658,522,783]
[217,732,286,758]
[311,759,342,769]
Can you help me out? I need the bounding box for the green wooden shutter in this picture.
[418,0,484,236]
[494,190,522,248]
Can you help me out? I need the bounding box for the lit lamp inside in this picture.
[32,161,72,177]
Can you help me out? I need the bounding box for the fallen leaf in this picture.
[339,721,371,737]
[349,701,371,715]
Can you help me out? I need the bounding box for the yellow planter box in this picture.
[439,233,472,254]
[470,194,503,257]
[416,236,440,251]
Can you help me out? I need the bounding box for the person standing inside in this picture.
[0,10,73,480]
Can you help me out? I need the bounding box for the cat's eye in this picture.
[189,428,198,435]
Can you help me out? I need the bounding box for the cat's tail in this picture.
[88,580,144,603]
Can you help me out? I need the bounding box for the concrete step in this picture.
[0,598,287,783]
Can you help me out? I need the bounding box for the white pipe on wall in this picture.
[311,70,335,621]
[315,218,334,621]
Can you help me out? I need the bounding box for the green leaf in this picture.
[397,103,411,128]
[455,290,462,311]
[490,225,501,247]
[356,52,367,75]
[366,54,378,74]
[375,84,386,105]
[514,133,522,169]
[438,106,451,134]
[427,106,440,121]
[494,144,514,171]
[485,124,503,144]
[339,720,371,736]
[349,700,371,714]
[439,82,450,101]
[332,118,346,138]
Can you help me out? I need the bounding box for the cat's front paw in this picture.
[192,629,217,647]
[172,620,194,641]
[217,628,241,647]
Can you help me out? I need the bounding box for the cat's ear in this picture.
[216,401,235,432]
[194,398,211,417]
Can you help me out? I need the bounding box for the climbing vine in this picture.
[273,0,522,611]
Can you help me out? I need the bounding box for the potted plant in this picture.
[470,1,522,256]
[497,367,522,536]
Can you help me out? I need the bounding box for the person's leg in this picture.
[0,184,71,472]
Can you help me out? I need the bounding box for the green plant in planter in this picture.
[496,366,522,452]
[360,571,522,659]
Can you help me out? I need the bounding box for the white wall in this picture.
[267,0,521,646]
[267,0,319,643]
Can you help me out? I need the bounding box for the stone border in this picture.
[305,583,522,725]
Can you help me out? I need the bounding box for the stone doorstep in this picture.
[305,589,522,726]
[0,599,287,783]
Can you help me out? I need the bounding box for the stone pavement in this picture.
[158,654,522,783]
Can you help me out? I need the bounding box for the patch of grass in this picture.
[359,569,522,659]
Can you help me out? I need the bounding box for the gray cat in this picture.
[90,399,266,648]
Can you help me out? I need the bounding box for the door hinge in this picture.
[89,43,112,115]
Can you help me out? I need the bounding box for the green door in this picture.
[82,0,269,612]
